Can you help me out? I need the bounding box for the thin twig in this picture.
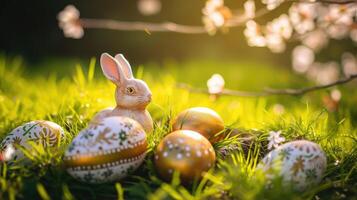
[177,74,357,97]
[80,19,206,34]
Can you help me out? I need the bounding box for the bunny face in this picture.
[100,53,152,110]
[115,78,152,109]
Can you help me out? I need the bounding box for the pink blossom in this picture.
[289,3,317,34]
[207,74,225,94]
[137,0,162,16]
[57,5,84,39]
[301,29,329,52]
[267,131,285,150]
[292,45,315,73]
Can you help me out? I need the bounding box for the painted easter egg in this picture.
[64,116,147,184]
[172,107,225,143]
[0,120,65,163]
[258,140,327,191]
[154,130,216,184]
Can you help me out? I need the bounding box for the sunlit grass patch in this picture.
[0,55,356,199]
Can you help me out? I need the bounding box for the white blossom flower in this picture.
[244,20,266,47]
[342,52,357,77]
[265,33,286,53]
[308,62,340,85]
[326,24,349,39]
[202,0,232,34]
[320,4,357,39]
[289,3,317,34]
[301,29,329,52]
[137,0,161,16]
[207,74,225,94]
[57,5,84,39]
[266,14,293,40]
[262,0,284,10]
[292,45,315,73]
[325,4,355,26]
[244,0,256,19]
[267,131,285,150]
[330,89,341,102]
[264,14,292,53]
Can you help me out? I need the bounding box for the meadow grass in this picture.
[0,55,356,200]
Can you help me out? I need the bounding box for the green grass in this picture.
[0,55,356,200]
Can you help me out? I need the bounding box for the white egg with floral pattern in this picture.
[0,120,66,164]
[258,140,327,191]
[63,116,147,184]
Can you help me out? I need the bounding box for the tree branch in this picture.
[78,0,355,34]
[177,74,357,97]
[80,19,206,34]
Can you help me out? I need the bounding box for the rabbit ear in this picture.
[115,54,133,79]
[100,53,127,85]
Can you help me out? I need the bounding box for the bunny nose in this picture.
[147,94,152,100]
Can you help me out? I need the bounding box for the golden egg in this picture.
[154,130,216,184]
[172,107,225,143]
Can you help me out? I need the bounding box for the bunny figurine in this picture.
[91,53,153,133]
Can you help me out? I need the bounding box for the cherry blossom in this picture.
[202,0,232,34]
[289,3,317,34]
[207,74,225,94]
[265,14,293,52]
[308,62,340,85]
[137,0,161,16]
[57,5,84,39]
[265,33,286,53]
[244,0,255,19]
[330,89,342,102]
[262,0,284,10]
[301,29,329,52]
[244,20,267,47]
[342,52,357,77]
[320,4,357,39]
[267,131,285,150]
[266,14,292,40]
[292,45,315,74]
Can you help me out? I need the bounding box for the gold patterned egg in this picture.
[64,116,147,184]
[0,120,65,163]
[258,140,327,191]
[154,130,216,184]
[172,107,225,143]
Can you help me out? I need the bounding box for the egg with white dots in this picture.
[0,120,66,164]
[63,116,147,184]
[154,130,216,184]
[258,140,327,191]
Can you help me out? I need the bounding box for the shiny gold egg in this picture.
[154,130,216,183]
[172,107,225,143]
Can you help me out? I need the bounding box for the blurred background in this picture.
[0,0,292,66]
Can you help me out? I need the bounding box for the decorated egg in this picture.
[64,116,147,184]
[0,120,65,163]
[258,140,327,191]
[172,107,225,143]
[154,130,216,184]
